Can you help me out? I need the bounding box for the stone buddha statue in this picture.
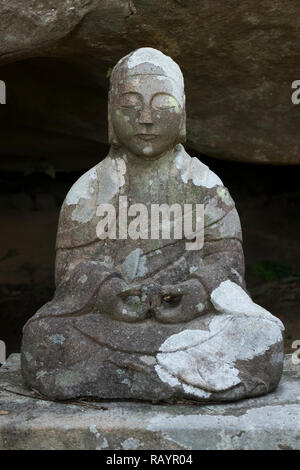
[21,48,284,402]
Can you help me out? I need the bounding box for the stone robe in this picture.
[21,145,284,401]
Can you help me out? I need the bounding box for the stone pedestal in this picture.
[0,354,299,450]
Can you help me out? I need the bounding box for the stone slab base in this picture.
[0,354,299,450]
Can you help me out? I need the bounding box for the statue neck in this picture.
[109,145,179,171]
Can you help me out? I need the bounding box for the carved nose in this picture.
[139,106,153,124]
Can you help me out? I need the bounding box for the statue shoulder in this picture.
[56,155,127,249]
[174,145,223,189]
[65,165,100,207]
[173,146,238,228]
[65,155,126,207]
[56,163,102,249]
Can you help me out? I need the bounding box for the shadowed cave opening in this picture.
[0,57,299,358]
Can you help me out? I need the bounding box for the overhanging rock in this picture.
[0,354,299,450]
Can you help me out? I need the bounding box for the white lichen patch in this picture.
[175,146,223,188]
[121,438,143,450]
[143,145,153,155]
[66,165,99,223]
[168,96,180,113]
[211,280,284,330]
[24,351,33,362]
[127,47,184,104]
[50,334,66,345]
[97,156,126,205]
[156,303,283,396]
[115,157,126,187]
[158,348,231,391]
[78,274,87,284]
[156,326,239,394]
[196,302,205,313]
[121,378,131,386]
[159,329,209,353]
[155,364,181,387]
[182,383,211,399]
[189,266,197,274]
[136,254,148,278]
[89,425,109,449]
[205,170,223,189]
[89,424,100,438]
[66,166,97,206]
[71,204,95,224]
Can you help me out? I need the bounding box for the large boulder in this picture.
[0,0,299,166]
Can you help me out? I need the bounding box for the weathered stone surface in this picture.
[21,48,284,402]
[0,1,300,165]
[1,354,300,450]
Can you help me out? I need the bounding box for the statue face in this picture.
[111,75,184,158]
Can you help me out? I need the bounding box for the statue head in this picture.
[108,48,186,159]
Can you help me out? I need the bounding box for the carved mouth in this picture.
[136,134,158,141]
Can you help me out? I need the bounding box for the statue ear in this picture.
[108,91,120,146]
[177,96,186,145]
[178,109,186,144]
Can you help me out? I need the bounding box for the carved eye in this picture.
[152,93,179,110]
[120,93,142,110]
[162,293,182,308]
